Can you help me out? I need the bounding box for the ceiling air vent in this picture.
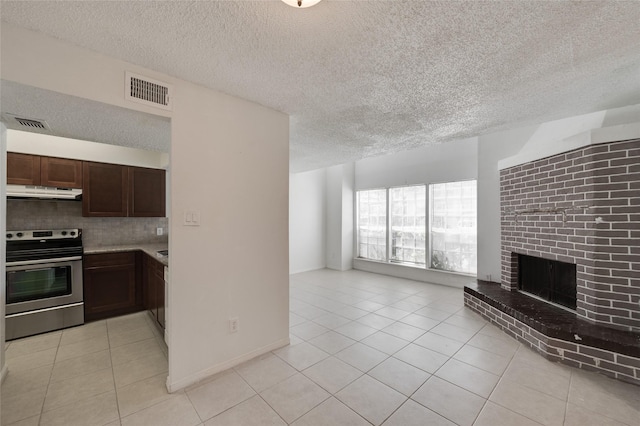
[2,113,50,130]
[125,71,173,111]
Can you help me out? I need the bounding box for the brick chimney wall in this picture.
[500,139,640,331]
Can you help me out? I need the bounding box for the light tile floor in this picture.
[2,269,639,425]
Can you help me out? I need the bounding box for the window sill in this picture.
[353,258,476,288]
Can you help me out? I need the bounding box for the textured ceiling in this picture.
[1,1,640,172]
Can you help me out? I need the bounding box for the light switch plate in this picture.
[183,210,201,226]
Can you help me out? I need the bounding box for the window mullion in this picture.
[425,185,430,270]
[386,188,390,263]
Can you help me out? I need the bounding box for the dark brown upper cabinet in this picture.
[7,152,41,185]
[129,167,166,218]
[7,152,83,188]
[40,156,83,188]
[82,161,166,218]
[82,161,129,217]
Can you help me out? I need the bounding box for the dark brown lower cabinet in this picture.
[144,254,165,330]
[83,251,143,322]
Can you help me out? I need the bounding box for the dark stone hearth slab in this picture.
[465,281,640,358]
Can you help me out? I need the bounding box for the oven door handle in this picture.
[6,256,82,267]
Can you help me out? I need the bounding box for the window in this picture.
[429,180,477,274]
[356,181,477,275]
[356,189,387,261]
[390,185,426,264]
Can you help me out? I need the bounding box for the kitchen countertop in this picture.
[84,243,169,266]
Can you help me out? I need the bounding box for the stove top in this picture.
[6,229,83,263]
[6,229,82,241]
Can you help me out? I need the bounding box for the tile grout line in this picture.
[562,371,572,426]
[106,318,125,425]
[403,309,494,426]
[468,327,522,426]
[228,364,293,425]
[478,344,554,426]
[293,288,470,425]
[10,273,637,425]
[37,332,62,426]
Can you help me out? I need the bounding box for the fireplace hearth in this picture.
[464,137,640,385]
[464,281,640,386]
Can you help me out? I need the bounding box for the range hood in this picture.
[6,184,82,200]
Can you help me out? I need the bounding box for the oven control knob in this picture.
[6,233,12,239]
[61,231,67,236]
[70,231,76,236]
[16,232,23,238]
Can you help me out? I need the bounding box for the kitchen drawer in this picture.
[84,251,136,268]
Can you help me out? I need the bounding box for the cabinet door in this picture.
[7,152,41,185]
[129,167,166,217]
[83,252,139,322]
[83,162,128,217]
[41,157,83,188]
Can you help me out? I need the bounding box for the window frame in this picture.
[355,187,388,263]
[355,179,477,277]
[388,184,427,266]
[428,179,478,275]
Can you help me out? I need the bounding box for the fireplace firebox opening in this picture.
[518,254,577,311]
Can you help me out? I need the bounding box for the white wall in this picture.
[289,169,326,274]
[355,137,478,190]
[1,23,290,392]
[341,163,355,270]
[498,104,640,170]
[326,163,355,271]
[476,127,534,282]
[326,166,341,269]
[169,81,289,390]
[1,123,7,383]
[7,130,169,169]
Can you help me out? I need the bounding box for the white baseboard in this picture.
[353,258,475,288]
[166,337,290,393]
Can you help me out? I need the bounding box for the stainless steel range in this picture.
[5,229,84,340]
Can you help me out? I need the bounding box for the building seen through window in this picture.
[390,185,426,265]
[356,181,477,275]
[356,189,387,261]
[429,180,477,274]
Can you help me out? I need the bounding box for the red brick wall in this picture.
[500,139,640,331]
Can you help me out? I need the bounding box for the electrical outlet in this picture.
[229,317,239,333]
[156,227,163,236]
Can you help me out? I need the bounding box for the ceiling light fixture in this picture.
[281,0,322,8]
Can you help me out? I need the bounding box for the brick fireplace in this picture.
[465,138,640,385]
[500,138,640,331]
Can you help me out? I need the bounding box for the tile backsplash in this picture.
[7,199,169,247]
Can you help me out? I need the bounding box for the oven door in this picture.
[6,257,83,315]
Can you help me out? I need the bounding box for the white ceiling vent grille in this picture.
[2,113,50,130]
[125,72,173,111]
